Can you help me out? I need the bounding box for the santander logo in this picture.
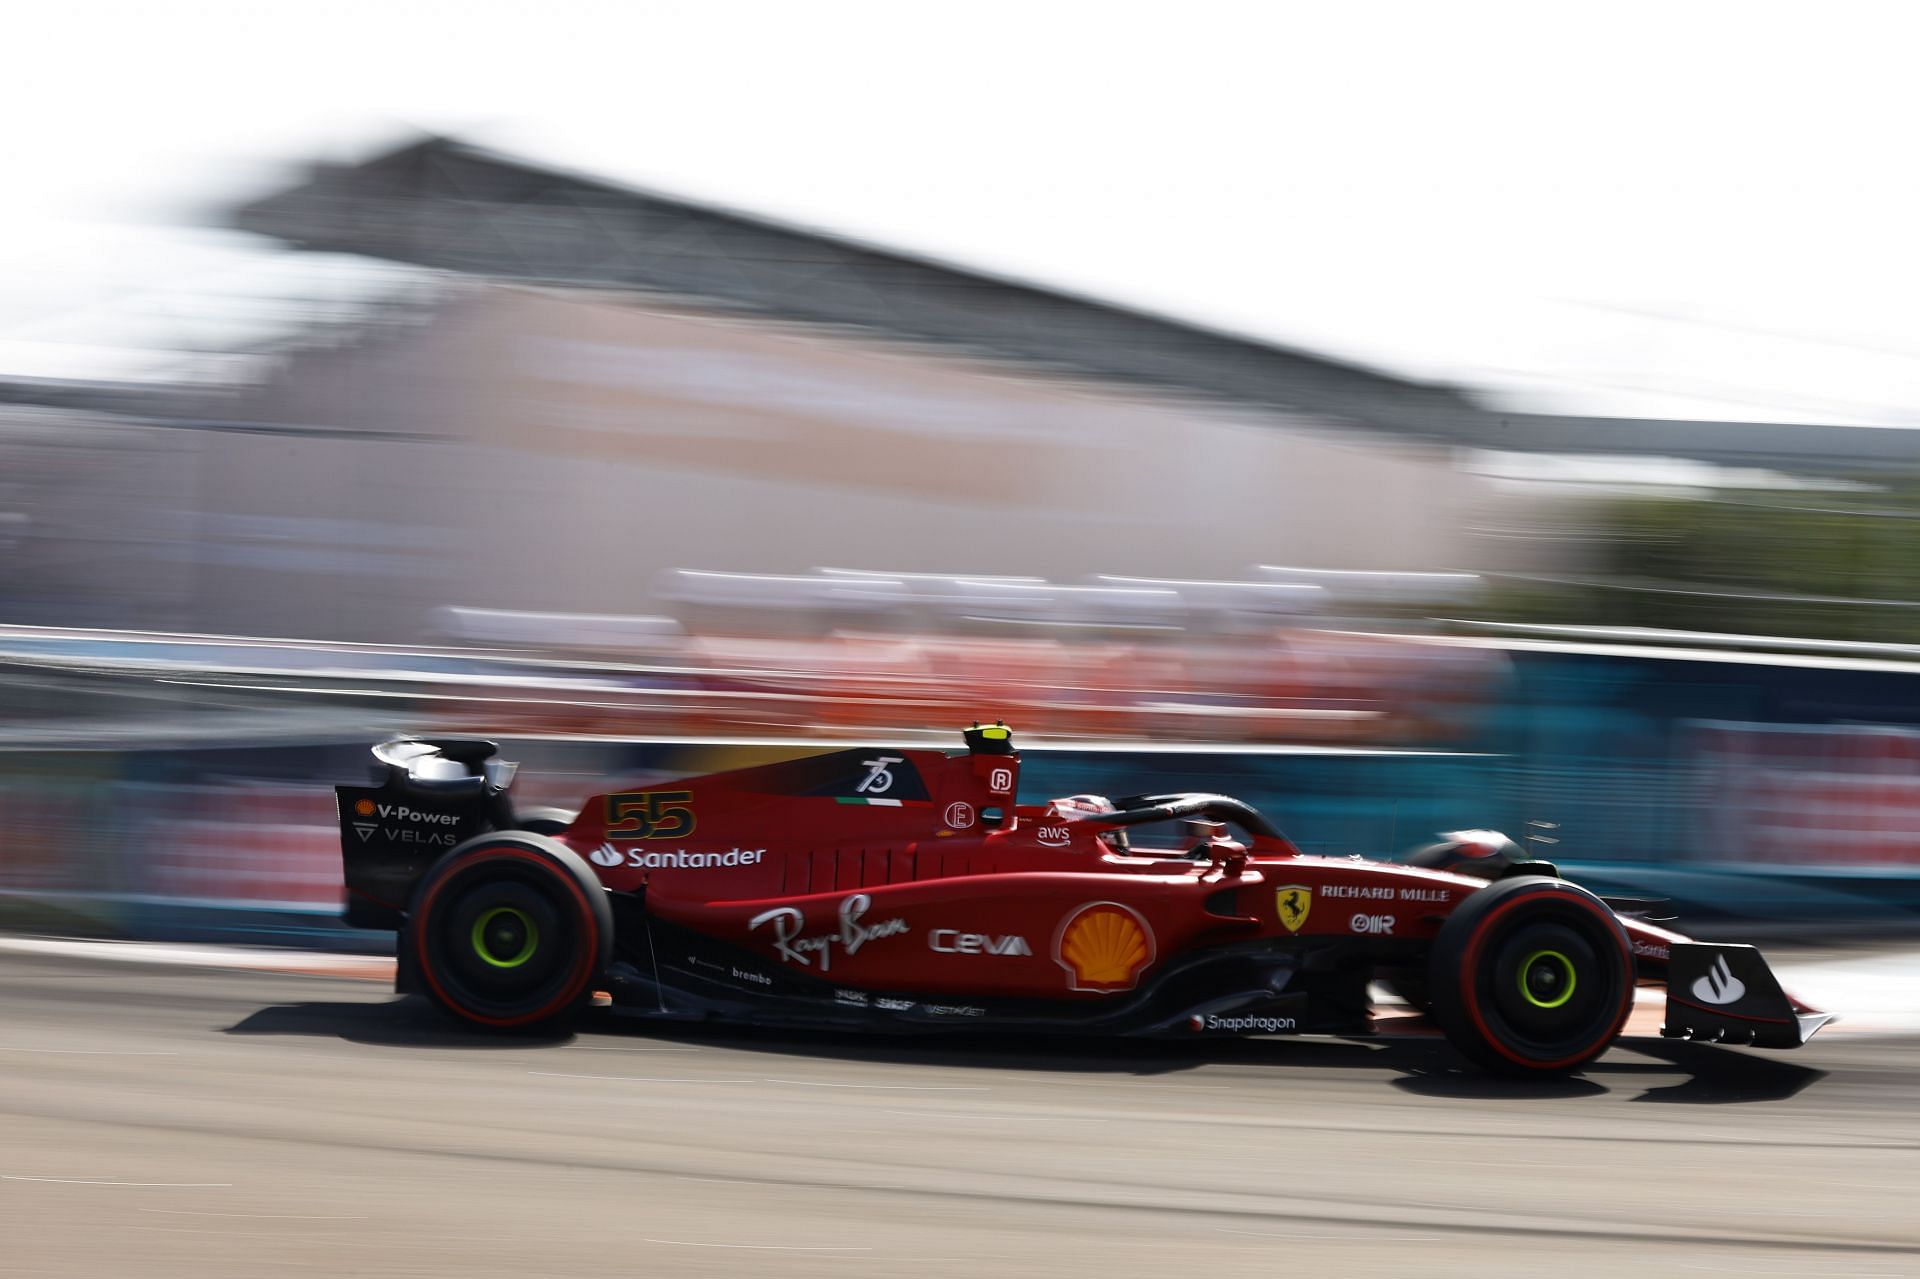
[1690,953,1747,1006]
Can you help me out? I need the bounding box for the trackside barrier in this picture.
[2,733,1917,948]
[0,738,1505,945]
[10,640,1920,944]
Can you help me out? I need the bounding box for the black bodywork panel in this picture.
[589,894,1392,1039]
[336,784,492,929]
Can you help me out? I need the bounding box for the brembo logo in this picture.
[1690,953,1747,1005]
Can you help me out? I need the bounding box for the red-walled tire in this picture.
[513,807,578,837]
[1427,877,1633,1076]
[409,833,612,1032]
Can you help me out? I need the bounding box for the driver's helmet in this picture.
[1049,793,1130,852]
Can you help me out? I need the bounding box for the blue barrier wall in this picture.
[10,642,1920,945]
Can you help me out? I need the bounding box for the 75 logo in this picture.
[604,790,696,839]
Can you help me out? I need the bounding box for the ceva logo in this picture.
[929,929,1031,956]
[1690,953,1747,1005]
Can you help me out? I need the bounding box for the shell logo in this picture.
[353,798,376,817]
[1055,902,1155,993]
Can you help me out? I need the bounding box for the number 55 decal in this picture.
[604,790,696,839]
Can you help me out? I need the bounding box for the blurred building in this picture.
[2,139,1537,640]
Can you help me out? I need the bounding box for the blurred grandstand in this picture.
[12,136,1920,938]
[12,136,1919,738]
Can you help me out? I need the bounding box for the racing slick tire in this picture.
[512,807,577,837]
[409,833,612,1032]
[1427,876,1633,1076]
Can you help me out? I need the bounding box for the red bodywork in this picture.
[538,740,1685,1000]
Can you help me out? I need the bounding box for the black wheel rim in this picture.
[425,862,581,1020]
[1474,911,1624,1061]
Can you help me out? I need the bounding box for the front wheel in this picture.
[409,833,611,1032]
[1426,876,1633,1076]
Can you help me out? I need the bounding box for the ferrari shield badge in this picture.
[1275,885,1312,933]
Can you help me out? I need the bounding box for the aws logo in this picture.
[1055,902,1154,993]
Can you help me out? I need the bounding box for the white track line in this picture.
[643,1239,871,1253]
[0,1048,179,1056]
[882,1110,1099,1122]
[0,937,390,978]
[7,935,1917,1035]
[763,1078,989,1091]
[136,1209,366,1220]
[527,1071,755,1083]
[4,1176,230,1187]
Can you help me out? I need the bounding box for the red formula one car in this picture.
[336,725,1831,1074]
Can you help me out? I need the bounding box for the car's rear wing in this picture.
[336,737,516,929]
[1663,942,1833,1048]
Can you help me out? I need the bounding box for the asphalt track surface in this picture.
[2,950,1916,1278]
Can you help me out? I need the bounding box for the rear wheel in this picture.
[1427,877,1632,1075]
[410,834,611,1031]
[513,807,578,837]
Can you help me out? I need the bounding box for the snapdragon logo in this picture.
[1188,1014,1298,1034]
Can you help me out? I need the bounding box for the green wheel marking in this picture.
[471,906,538,969]
[1518,948,1576,1009]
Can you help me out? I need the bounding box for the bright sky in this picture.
[6,0,1920,425]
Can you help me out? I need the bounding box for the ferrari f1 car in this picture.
[336,725,1831,1074]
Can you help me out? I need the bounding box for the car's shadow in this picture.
[224,996,1827,1103]
[227,996,577,1050]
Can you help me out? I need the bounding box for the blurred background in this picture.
[8,0,1920,944]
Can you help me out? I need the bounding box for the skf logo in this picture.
[1275,885,1312,933]
[1056,902,1154,993]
